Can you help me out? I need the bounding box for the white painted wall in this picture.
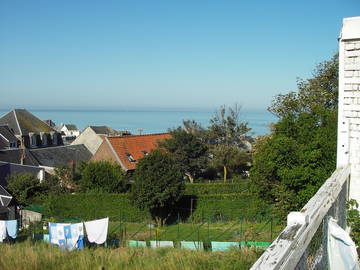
[337,17,360,203]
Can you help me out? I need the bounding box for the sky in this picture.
[0,0,359,112]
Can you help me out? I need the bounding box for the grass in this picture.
[107,220,284,243]
[0,240,263,270]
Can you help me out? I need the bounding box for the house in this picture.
[71,125,131,155]
[0,109,63,148]
[91,133,171,172]
[0,161,45,187]
[0,185,16,220]
[0,148,39,166]
[59,124,80,145]
[0,125,19,149]
[29,144,92,169]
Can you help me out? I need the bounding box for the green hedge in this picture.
[184,182,249,195]
[42,192,268,223]
[43,193,148,222]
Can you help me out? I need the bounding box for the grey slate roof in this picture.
[64,124,78,130]
[89,126,130,136]
[0,125,17,142]
[0,109,54,136]
[0,149,39,166]
[29,144,92,167]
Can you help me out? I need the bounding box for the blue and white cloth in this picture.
[49,222,84,251]
[5,220,17,239]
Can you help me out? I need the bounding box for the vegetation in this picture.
[250,54,338,216]
[42,192,268,223]
[164,104,252,182]
[347,199,360,247]
[80,160,127,193]
[131,150,185,225]
[0,240,262,270]
[159,128,209,183]
[7,173,42,205]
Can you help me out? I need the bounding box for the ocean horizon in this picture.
[0,108,277,137]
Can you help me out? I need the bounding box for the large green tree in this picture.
[131,149,184,225]
[80,160,127,193]
[159,128,208,183]
[250,54,338,216]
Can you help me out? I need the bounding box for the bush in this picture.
[42,192,268,223]
[80,160,127,193]
[184,182,249,195]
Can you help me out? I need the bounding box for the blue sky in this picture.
[0,0,359,111]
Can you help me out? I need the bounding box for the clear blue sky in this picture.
[0,0,359,111]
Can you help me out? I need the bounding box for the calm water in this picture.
[0,109,277,136]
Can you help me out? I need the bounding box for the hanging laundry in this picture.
[5,220,17,239]
[48,222,84,251]
[84,217,109,244]
[0,221,6,242]
[328,218,360,270]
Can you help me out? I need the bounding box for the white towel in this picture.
[0,221,6,242]
[84,217,108,244]
[328,218,360,270]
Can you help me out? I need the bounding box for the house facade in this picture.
[91,133,171,172]
[71,125,130,154]
[0,109,63,148]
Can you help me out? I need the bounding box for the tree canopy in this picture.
[131,149,185,225]
[250,54,338,217]
[80,160,127,193]
[159,128,208,183]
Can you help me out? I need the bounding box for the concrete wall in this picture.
[71,127,103,155]
[337,17,360,202]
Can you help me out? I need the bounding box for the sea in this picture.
[0,109,277,137]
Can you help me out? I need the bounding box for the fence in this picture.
[24,210,283,250]
[250,165,350,270]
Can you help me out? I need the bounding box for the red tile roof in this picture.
[107,133,171,170]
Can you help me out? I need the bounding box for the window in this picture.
[126,153,136,162]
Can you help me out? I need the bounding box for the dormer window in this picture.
[142,151,148,156]
[126,153,136,162]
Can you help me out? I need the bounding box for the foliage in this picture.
[210,144,251,182]
[42,192,267,223]
[268,54,338,117]
[251,55,338,216]
[53,161,87,191]
[7,174,43,205]
[346,199,360,246]
[159,128,209,183]
[131,150,185,225]
[43,193,147,221]
[79,160,127,193]
[184,182,249,195]
[208,104,251,147]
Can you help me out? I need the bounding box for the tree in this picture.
[208,103,251,147]
[210,144,251,182]
[250,55,338,216]
[79,160,127,193]
[159,128,208,183]
[131,149,185,225]
[7,173,42,205]
[207,104,252,181]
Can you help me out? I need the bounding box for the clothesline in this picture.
[49,217,109,251]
